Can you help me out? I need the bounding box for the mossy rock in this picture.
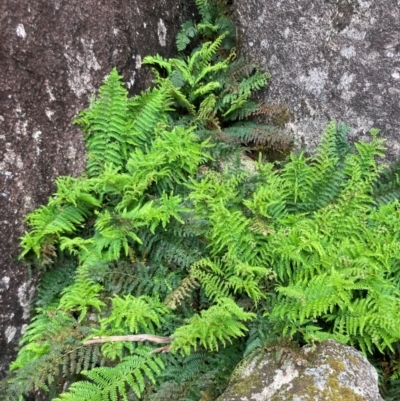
[217,340,384,401]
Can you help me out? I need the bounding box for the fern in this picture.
[143,9,269,134]
[20,202,92,260]
[374,158,400,206]
[59,265,105,322]
[54,347,164,401]
[171,298,255,356]
[127,86,173,149]
[148,347,240,401]
[6,308,97,399]
[9,0,400,399]
[6,2,270,399]
[95,295,168,337]
[176,20,197,52]
[74,68,130,177]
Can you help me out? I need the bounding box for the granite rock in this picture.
[234,0,400,157]
[217,340,384,401]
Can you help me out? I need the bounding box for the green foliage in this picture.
[53,348,164,401]
[373,157,400,206]
[74,68,131,177]
[58,265,105,322]
[143,0,270,137]
[6,1,400,400]
[171,298,255,355]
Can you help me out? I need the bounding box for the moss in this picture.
[347,353,361,366]
[268,344,368,401]
[222,342,375,401]
[228,371,264,398]
[326,356,345,373]
[268,371,367,401]
[224,353,273,399]
[322,373,365,401]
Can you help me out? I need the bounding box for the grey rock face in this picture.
[0,0,196,378]
[217,340,384,401]
[234,0,400,157]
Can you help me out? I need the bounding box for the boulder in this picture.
[0,0,196,378]
[234,0,400,158]
[217,340,384,401]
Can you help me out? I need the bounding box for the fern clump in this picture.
[4,0,400,400]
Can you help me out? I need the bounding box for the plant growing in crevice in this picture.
[3,1,273,400]
[4,0,400,400]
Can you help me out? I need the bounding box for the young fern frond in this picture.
[97,295,168,335]
[190,256,270,303]
[127,86,173,149]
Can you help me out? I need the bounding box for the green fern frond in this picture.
[74,68,130,177]
[142,54,172,75]
[97,295,168,335]
[373,158,400,205]
[10,309,73,371]
[127,86,173,149]
[54,347,164,401]
[190,33,227,74]
[124,125,212,196]
[51,176,101,208]
[35,261,76,308]
[176,20,197,51]
[165,275,200,310]
[20,202,91,259]
[192,81,221,99]
[162,80,196,115]
[59,265,105,322]
[171,298,255,355]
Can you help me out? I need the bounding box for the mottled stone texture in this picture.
[0,0,196,378]
[234,0,400,156]
[217,340,384,401]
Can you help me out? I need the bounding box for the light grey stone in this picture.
[217,340,384,401]
[234,0,400,158]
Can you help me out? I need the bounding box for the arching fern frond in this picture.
[20,202,92,259]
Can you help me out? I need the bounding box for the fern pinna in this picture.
[6,0,400,400]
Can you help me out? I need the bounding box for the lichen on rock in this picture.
[217,340,384,401]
